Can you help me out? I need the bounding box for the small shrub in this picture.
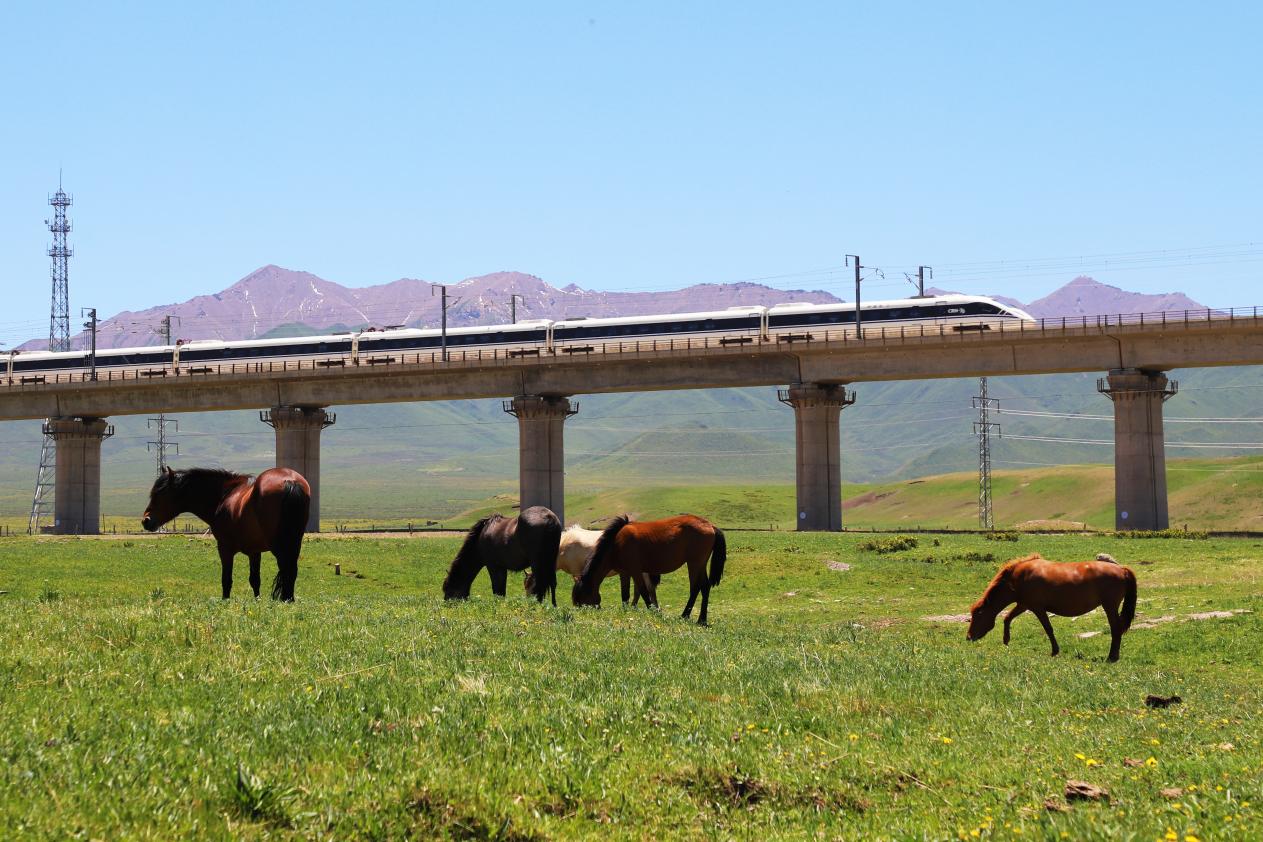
[1115,529,1208,540]
[953,551,996,563]
[984,531,1020,542]
[149,587,166,601]
[38,582,60,603]
[228,764,295,828]
[858,536,919,554]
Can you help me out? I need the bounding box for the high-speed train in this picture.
[3,294,1034,381]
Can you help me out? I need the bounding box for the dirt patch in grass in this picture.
[825,560,852,572]
[410,787,544,841]
[668,768,869,814]
[843,490,894,510]
[923,614,971,623]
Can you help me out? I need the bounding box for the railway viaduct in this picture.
[4,309,1263,534]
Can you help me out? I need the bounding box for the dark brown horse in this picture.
[442,506,562,603]
[966,553,1138,661]
[571,514,726,625]
[142,466,311,601]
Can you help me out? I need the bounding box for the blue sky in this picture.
[1,1,1260,345]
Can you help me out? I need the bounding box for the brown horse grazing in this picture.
[142,466,311,601]
[523,523,657,606]
[966,553,1138,661]
[571,514,726,625]
[442,506,562,603]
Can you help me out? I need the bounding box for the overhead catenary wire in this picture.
[998,408,1263,423]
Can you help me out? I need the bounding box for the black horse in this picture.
[442,506,562,604]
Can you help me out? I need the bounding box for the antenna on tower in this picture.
[46,179,73,352]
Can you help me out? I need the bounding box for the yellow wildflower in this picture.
[1146,756,1159,767]
[942,736,953,745]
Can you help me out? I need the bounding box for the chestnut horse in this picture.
[442,506,562,603]
[966,553,1138,661]
[571,515,726,625]
[142,466,311,601]
[524,524,656,605]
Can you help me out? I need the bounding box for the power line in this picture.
[1003,433,1263,449]
[998,408,1263,423]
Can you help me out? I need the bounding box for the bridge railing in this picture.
[3,305,1260,390]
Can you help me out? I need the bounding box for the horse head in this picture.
[966,560,1022,641]
[442,516,495,600]
[965,600,997,641]
[142,467,181,532]
[571,515,630,607]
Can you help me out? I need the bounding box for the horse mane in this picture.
[576,514,631,590]
[442,515,498,595]
[972,553,1044,611]
[151,467,249,500]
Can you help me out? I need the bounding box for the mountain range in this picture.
[20,266,1207,350]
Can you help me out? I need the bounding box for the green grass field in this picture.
[1,531,1260,840]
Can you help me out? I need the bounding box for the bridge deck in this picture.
[3,307,1262,421]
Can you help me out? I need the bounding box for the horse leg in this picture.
[681,566,703,620]
[1003,604,1027,645]
[697,579,711,626]
[488,564,508,597]
[620,573,631,606]
[248,553,262,598]
[1102,602,1123,662]
[640,571,659,610]
[1033,609,1060,657]
[218,545,235,600]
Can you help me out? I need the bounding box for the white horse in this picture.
[525,523,656,604]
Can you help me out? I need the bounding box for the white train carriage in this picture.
[3,295,1033,383]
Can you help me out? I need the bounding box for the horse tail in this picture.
[577,515,630,593]
[442,516,493,599]
[271,480,310,600]
[1119,567,1137,633]
[708,527,726,587]
[533,516,563,603]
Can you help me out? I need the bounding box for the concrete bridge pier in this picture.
[779,383,856,531]
[504,395,577,524]
[47,417,114,535]
[1098,368,1178,531]
[261,406,336,532]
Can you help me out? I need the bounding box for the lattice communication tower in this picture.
[47,180,73,352]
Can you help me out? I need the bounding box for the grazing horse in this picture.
[141,466,311,601]
[966,553,1138,661]
[524,524,657,605]
[442,506,562,603]
[571,514,726,625]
